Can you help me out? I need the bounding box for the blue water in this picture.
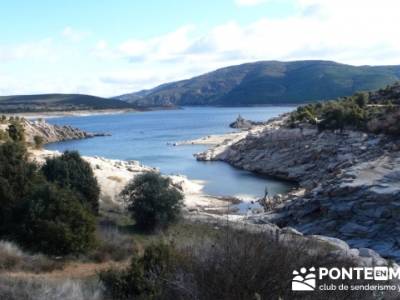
[46,106,296,200]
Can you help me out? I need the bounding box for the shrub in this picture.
[89,226,136,263]
[0,129,8,141]
[99,242,176,299]
[18,183,96,256]
[121,172,183,231]
[0,142,39,236]
[7,121,25,142]
[42,151,100,214]
[100,225,383,300]
[0,276,103,300]
[33,135,44,149]
[0,240,63,272]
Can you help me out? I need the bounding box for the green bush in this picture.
[18,183,96,255]
[99,242,176,299]
[0,142,98,256]
[121,172,183,231]
[7,121,25,142]
[0,142,39,236]
[42,151,100,214]
[33,135,44,149]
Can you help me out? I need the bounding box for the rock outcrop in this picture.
[22,119,109,144]
[197,116,400,260]
[229,115,264,130]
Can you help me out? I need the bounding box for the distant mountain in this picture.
[0,93,135,113]
[115,60,400,107]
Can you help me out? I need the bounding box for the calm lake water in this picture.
[46,106,296,201]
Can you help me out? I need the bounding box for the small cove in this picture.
[46,106,297,201]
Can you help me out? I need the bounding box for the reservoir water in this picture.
[46,106,296,201]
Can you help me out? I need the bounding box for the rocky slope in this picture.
[115,60,400,106]
[196,116,400,260]
[22,118,108,144]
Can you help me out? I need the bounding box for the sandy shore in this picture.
[5,109,136,120]
[175,123,270,147]
[175,131,246,146]
[29,149,236,214]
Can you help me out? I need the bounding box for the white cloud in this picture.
[108,0,400,67]
[117,25,195,62]
[62,26,90,42]
[2,0,400,97]
[0,38,57,62]
[235,0,270,6]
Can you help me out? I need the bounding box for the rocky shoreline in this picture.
[22,115,400,265]
[21,118,110,144]
[195,115,400,261]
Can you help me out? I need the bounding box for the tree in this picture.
[7,121,25,142]
[0,142,39,236]
[18,183,96,255]
[42,151,100,214]
[121,172,183,230]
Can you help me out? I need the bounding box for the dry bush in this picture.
[87,225,136,263]
[0,241,64,273]
[100,224,397,300]
[164,227,376,300]
[0,275,102,300]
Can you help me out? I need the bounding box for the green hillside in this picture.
[115,60,400,106]
[0,93,135,113]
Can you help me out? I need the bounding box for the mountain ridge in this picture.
[115,60,400,106]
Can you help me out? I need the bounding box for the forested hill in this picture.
[0,93,135,113]
[115,60,400,107]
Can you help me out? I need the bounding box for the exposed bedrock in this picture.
[197,118,400,260]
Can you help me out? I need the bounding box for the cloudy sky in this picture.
[1,0,399,97]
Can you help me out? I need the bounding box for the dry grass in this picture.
[0,275,103,300]
[0,241,64,273]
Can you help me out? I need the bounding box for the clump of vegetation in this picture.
[42,151,100,214]
[89,226,136,263]
[100,242,177,299]
[0,241,63,273]
[121,172,183,231]
[33,135,44,149]
[290,85,400,135]
[0,142,98,256]
[0,129,9,141]
[7,120,25,142]
[0,142,39,236]
[99,225,382,300]
[0,275,102,300]
[19,183,96,255]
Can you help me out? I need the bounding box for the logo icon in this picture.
[292,267,316,291]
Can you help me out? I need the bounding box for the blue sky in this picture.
[1,0,399,96]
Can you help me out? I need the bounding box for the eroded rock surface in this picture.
[23,119,109,144]
[197,116,400,260]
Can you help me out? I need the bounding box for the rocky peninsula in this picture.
[195,106,400,261]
